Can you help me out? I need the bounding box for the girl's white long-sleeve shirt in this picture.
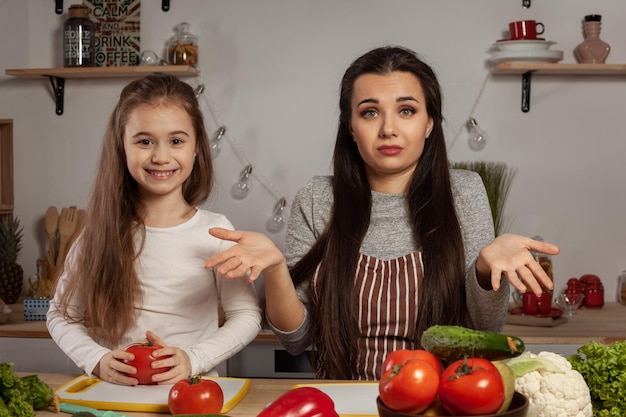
[47,209,262,377]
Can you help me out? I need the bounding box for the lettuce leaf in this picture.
[568,341,626,417]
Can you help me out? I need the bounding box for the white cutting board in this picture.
[292,382,379,417]
[55,374,249,413]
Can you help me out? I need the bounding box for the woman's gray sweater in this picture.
[271,169,510,357]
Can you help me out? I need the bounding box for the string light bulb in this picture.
[266,197,287,232]
[467,118,488,151]
[231,164,253,200]
[210,126,226,157]
[194,84,205,98]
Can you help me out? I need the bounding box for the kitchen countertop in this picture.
[31,373,337,417]
[501,301,625,344]
[3,301,625,344]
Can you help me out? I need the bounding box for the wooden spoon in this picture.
[67,209,86,249]
[56,207,78,267]
[44,206,59,266]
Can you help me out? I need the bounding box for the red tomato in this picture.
[378,358,440,414]
[168,375,224,415]
[122,342,171,385]
[381,349,443,376]
[438,357,505,416]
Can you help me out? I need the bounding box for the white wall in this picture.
[1,0,625,302]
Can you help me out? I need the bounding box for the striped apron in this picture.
[354,251,423,380]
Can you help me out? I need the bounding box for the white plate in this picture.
[490,50,564,63]
[494,39,557,52]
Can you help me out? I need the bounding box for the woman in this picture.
[206,46,558,380]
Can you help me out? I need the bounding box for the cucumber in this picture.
[420,325,525,362]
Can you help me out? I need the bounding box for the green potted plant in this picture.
[451,161,517,236]
[0,215,24,304]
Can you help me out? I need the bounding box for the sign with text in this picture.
[84,0,141,67]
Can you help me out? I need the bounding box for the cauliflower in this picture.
[509,351,592,417]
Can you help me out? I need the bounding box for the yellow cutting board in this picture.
[292,382,379,417]
[55,374,249,413]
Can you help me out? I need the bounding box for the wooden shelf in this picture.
[4,66,199,115]
[492,62,626,75]
[491,63,626,112]
[5,65,199,79]
[53,0,173,14]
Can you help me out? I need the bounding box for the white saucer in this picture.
[490,50,564,63]
[494,39,557,52]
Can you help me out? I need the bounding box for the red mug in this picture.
[522,292,552,315]
[509,20,545,40]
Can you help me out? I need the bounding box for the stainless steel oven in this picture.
[227,337,315,379]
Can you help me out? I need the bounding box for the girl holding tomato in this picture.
[205,46,559,380]
[47,74,262,386]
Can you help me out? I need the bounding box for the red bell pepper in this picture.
[256,386,339,417]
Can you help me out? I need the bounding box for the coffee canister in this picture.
[64,4,95,67]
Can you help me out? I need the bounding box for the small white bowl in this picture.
[494,39,556,52]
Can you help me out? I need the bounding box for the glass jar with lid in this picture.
[167,22,198,66]
[63,4,95,67]
[617,270,626,305]
[531,236,553,292]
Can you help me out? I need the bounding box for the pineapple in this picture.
[0,216,24,304]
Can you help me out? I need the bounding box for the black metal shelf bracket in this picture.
[523,0,531,8]
[48,76,65,115]
[162,0,170,11]
[521,70,535,113]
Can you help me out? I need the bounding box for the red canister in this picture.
[566,278,585,308]
[585,281,604,308]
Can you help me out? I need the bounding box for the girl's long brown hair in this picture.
[57,74,213,346]
[290,46,468,379]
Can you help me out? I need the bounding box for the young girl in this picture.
[47,74,261,386]
[205,46,559,380]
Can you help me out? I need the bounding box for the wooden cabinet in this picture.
[4,65,199,115]
[0,119,13,221]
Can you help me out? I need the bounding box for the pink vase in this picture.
[574,15,610,64]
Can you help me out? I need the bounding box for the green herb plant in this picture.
[450,161,517,236]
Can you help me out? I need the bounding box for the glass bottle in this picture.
[574,15,610,64]
[63,4,95,67]
[617,270,626,305]
[167,22,198,66]
[532,236,553,292]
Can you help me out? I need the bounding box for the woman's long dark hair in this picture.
[290,46,467,379]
